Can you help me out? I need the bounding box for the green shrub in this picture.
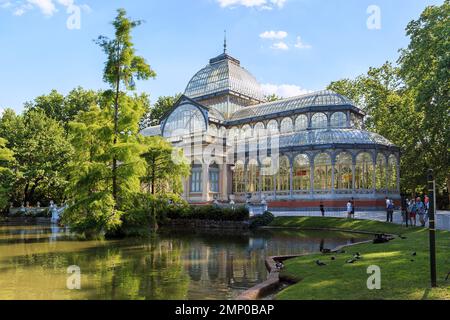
[167,205,249,221]
[249,211,275,229]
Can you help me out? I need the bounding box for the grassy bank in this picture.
[269,217,450,300]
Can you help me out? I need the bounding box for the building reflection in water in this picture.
[180,230,361,299]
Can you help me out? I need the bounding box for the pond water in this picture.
[0,223,369,300]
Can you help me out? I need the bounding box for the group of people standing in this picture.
[403,195,430,227]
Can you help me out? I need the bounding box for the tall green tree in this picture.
[0,137,14,210]
[64,91,151,234]
[95,8,156,208]
[0,109,72,205]
[398,0,450,200]
[24,87,100,129]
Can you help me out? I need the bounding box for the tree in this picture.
[265,94,282,102]
[140,94,181,129]
[0,109,73,205]
[0,137,14,210]
[140,136,190,229]
[398,0,450,201]
[25,87,99,130]
[95,8,156,208]
[64,92,149,235]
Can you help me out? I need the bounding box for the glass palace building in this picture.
[142,49,401,210]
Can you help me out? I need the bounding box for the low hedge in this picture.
[249,211,274,228]
[167,205,249,222]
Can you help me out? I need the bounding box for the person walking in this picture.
[320,203,325,217]
[424,195,430,224]
[401,197,409,227]
[351,197,355,218]
[386,198,394,222]
[346,200,353,219]
[416,197,426,227]
[385,197,391,222]
[409,199,417,226]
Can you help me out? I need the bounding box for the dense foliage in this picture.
[328,1,449,205]
[249,211,275,228]
[166,205,250,222]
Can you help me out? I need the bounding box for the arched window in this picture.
[375,154,387,190]
[254,122,266,137]
[295,115,308,131]
[293,154,310,191]
[388,155,398,191]
[276,156,290,191]
[247,159,259,193]
[267,120,279,134]
[241,124,252,138]
[209,163,220,193]
[311,113,328,129]
[314,153,332,190]
[228,127,238,140]
[330,112,347,128]
[280,118,293,134]
[190,163,202,193]
[355,152,374,190]
[335,152,353,190]
[208,124,218,136]
[163,104,206,138]
[232,161,245,193]
[261,157,274,192]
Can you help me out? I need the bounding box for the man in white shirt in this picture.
[347,200,353,219]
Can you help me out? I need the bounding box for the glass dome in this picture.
[184,53,265,102]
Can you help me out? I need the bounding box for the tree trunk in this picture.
[150,161,158,230]
[112,63,120,209]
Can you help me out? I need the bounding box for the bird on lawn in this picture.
[399,235,407,239]
[346,258,356,264]
[330,256,336,260]
[412,252,417,256]
[316,260,326,266]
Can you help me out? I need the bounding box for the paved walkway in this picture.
[272,210,450,231]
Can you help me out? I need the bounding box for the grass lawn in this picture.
[269,217,450,300]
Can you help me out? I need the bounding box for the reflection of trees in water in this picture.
[0,225,366,299]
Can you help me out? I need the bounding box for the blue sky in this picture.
[0,0,443,112]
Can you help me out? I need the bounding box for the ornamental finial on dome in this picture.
[223,30,227,54]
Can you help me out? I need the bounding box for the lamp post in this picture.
[427,169,437,288]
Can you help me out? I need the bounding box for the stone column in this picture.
[289,158,294,199]
[352,160,356,194]
[396,158,400,193]
[220,164,228,201]
[310,161,314,195]
[331,159,336,194]
[202,163,209,202]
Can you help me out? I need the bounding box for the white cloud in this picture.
[27,0,57,16]
[294,36,312,49]
[259,30,288,40]
[261,83,312,98]
[270,0,286,8]
[216,0,286,10]
[1,0,91,16]
[271,41,289,50]
[0,1,12,8]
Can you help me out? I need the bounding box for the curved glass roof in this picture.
[263,129,396,149]
[141,125,161,137]
[184,53,265,102]
[229,90,356,121]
